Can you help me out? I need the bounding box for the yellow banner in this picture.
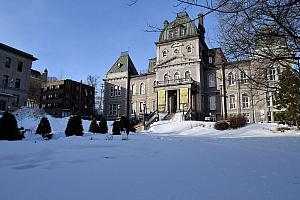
[180,88,189,104]
[158,90,165,112]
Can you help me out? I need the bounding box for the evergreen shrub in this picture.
[36,117,52,139]
[0,111,22,140]
[89,119,99,133]
[65,115,84,136]
[98,117,108,134]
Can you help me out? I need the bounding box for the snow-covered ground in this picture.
[1,108,300,200]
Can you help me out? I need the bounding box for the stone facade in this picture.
[0,43,37,111]
[103,12,281,122]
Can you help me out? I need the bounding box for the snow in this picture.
[0,108,300,200]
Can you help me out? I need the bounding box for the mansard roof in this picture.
[158,12,199,43]
[107,52,138,75]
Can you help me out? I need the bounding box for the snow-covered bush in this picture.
[229,114,247,129]
[65,115,84,136]
[0,111,23,140]
[214,120,229,130]
[36,117,52,139]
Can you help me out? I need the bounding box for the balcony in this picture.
[154,78,195,87]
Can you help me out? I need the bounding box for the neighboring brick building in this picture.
[41,79,95,118]
[0,43,38,111]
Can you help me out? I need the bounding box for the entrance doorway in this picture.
[168,90,177,113]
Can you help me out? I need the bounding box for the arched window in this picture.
[114,85,118,96]
[162,50,167,58]
[140,83,145,95]
[164,73,170,83]
[208,73,216,87]
[228,72,235,85]
[132,84,136,95]
[174,72,180,82]
[185,71,191,81]
[187,46,192,53]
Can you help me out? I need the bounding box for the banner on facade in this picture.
[158,90,165,112]
[180,88,189,104]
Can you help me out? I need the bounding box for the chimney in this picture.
[198,13,204,26]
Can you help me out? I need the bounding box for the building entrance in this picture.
[168,90,177,113]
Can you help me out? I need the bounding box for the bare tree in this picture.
[86,75,100,95]
[176,0,299,73]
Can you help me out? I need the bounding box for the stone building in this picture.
[41,79,95,118]
[103,12,282,123]
[0,43,37,111]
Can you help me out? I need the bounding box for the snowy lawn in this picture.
[0,108,300,200]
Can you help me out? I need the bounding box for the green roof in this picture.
[159,12,198,43]
[107,52,138,75]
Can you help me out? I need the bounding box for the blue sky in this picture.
[0,0,219,82]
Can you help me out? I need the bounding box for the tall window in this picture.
[268,68,276,80]
[17,62,23,72]
[109,104,118,116]
[15,78,21,88]
[3,75,8,86]
[209,96,216,110]
[208,73,216,87]
[228,72,235,85]
[240,71,248,84]
[168,30,174,39]
[242,94,249,108]
[185,71,191,81]
[132,84,136,95]
[266,92,274,107]
[114,85,118,96]
[140,83,145,95]
[117,86,121,96]
[110,86,114,97]
[5,57,11,68]
[209,57,213,64]
[131,102,136,114]
[174,72,180,82]
[229,95,236,109]
[164,74,170,83]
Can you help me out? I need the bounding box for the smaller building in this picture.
[0,43,38,111]
[41,79,95,118]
